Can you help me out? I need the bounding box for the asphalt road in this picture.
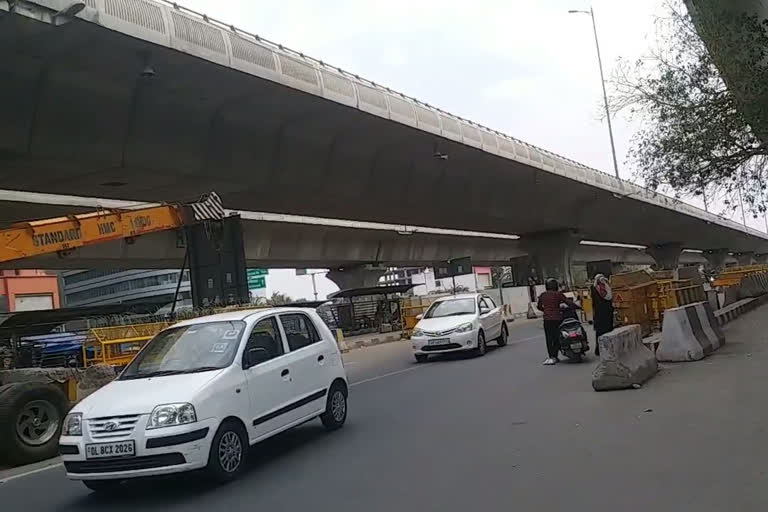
[2,315,768,511]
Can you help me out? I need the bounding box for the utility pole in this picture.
[296,269,327,301]
[569,7,620,178]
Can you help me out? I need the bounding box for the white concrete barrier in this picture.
[592,324,658,391]
[657,302,725,362]
[715,294,768,326]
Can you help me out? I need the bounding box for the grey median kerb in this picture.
[337,333,404,352]
[0,457,62,484]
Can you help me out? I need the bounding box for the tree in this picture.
[611,1,768,218]
[265,291,293,306]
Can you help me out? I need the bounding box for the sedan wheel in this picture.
[474,331,487,357]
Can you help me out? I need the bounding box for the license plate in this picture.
[428,338,450,346]
[85,440,135,459]
[570,343,582,350]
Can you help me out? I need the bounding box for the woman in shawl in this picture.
[590,274,614,356]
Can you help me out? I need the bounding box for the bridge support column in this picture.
[703,248,729,272]
[734,251,755,266]
[646,243,682,271]
[326,266,386,291]
[520,230,581,290]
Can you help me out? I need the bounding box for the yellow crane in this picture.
[0,192,223,264]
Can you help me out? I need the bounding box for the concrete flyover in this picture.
[1,0,765,286]
[0,190,712,272]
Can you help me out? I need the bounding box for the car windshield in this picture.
[424,298,476,319]
[119,321,246,380]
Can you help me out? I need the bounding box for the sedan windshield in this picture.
[119,321,246,380]
[424,298,476,319]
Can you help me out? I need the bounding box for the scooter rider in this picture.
[537,278,568,365]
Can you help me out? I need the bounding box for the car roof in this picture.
[434,293,481,302]
[172,307,315,327]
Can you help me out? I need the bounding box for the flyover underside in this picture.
[0,216,707,270]
[1,13,765,253]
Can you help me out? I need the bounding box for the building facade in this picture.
[0,270,61,312]
[62,269,190,308]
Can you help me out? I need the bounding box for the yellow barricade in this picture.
[83,322,170,368]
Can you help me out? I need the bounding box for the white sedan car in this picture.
[59,308,348,492]
[410,293,508,363]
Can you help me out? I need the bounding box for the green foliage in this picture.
[611,0,768,217]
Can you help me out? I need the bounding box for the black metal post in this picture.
[171,248,189,315]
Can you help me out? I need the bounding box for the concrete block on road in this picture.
[526,302,542,319]
[592,325,658,391]
[657,302,724,362]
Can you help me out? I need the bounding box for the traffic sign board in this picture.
[247,276,266,290]
[247,268,268,277]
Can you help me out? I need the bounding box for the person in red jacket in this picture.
[537,278,568,365]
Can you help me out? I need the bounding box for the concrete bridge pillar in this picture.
[326,266,386,291]
[520,230,581,290]
[646,243,682,270]
[734,251,755,266]
[703,248,730,272]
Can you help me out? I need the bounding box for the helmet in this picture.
[545,278,559,291]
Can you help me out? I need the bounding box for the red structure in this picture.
[0,270,61,312]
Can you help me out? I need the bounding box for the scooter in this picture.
[559,301,589,362]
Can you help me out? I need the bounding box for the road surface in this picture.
[1,315,767,511]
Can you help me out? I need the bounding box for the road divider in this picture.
[715,294,768,326]
[657,302,725,362]
[592,324,658,391]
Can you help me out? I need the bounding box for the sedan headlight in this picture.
[146,403,197,430]
[411,328,424,337]
[455,322,474,333]
[62,413,82,436]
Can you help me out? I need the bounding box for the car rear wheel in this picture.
[320,382,348,431]
[497,322,508,347]
[474,331,487,357]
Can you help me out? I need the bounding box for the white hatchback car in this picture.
[410,293,508,362]
[59,308,348,492]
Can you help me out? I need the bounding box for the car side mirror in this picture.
[245,347,270,368]
[416,314,423,320]
[479,307,490,315]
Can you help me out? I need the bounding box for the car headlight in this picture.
[561,331,570,338]
[62,413,82,436]
[411,328,424,337]
[146,403,197,430]
[455,322,474,333]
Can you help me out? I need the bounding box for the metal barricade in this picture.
[83,322,170,368]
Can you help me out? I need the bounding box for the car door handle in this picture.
[281,369,290,377]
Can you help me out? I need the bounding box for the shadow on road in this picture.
[60,423,332,510]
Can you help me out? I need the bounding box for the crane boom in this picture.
[0,193,223,264]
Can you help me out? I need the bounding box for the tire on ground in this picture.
[207,419,248,483]
[0,382,69,465]
[497,322,508,347]
[321,380,348,431]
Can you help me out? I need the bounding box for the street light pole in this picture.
[569,7,620,179]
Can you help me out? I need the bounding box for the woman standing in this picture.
[590,274,614,357]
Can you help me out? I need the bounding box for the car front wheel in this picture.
[473,331,487,357]
[207,420,247,483]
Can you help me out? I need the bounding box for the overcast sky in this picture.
[176,0,765,299]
